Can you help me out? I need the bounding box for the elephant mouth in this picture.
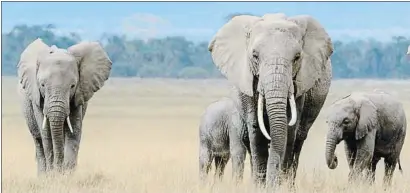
[257,93,297,140]
[42,115,74,134]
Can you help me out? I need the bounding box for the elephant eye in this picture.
[71,84,75,88]
[41,83,45,87]
[294,53,301,61]
[342,118,350,124]
[252,50,259,59]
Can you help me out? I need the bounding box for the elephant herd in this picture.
[16,13,407,190]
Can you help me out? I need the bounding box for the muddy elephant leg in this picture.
[383,155,397,187]
[23,100,47,175]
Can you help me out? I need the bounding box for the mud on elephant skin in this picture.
[325,90,406,186]
[208,13,334,187]
[17,38,112,175]
[199,97,250,183]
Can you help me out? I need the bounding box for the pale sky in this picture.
[2,1,410,42]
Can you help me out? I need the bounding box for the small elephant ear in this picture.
[288,15,334,98]
[355,98,378,140]
[68,41,112,106]
[17,38,51,106]
[208,15,261,96]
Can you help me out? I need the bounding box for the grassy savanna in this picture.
[2,76,410,193]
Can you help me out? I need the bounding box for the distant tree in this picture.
[2,24,410,79]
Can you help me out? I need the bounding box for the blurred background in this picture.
[2,1,410,79]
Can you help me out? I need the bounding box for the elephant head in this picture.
[17,38,112,169]
[208,13,333,140]
[325,94,377,169]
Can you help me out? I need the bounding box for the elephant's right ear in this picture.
[17,38,51,106]
[355,98,378,140]
[208,15,261,96]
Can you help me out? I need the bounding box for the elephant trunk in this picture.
[259,63,295,184]
[325,128,342,169]
[47,101,67,171]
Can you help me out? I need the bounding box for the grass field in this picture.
[2,76,410,193]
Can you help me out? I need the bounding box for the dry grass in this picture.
[2,77,410,193]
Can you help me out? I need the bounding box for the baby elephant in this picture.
[325,90,406,186]
[199,97,248,182]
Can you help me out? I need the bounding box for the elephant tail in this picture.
[398,159,403,174]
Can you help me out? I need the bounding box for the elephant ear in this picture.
[208,15,261,96]
[68,41,112,106]
[355,98,378,140]
[288,15,334,98]
[17,38,51,106]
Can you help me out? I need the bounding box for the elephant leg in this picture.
[366,156,380,184]
[63,130,81,173]
[63,105,84,173]
[23,100,46,175]
[383,155,397,187]
[230,141,247,183]
[282,94,305,185]
[199,144,213,182]
[352,130,376,183]
[248,112,269,185]
[214,155,230,180]
[32,102,54,172]
[241,125,253,176]
[344,140,357,183]
[236,90,268,185]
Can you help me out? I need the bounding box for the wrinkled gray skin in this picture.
[199,97,248,182]
[17,38,112,175]
[325,90,406,186]
[208,13,333,187]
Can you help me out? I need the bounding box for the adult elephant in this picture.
[17,38,112,175]
[208,13,334,187]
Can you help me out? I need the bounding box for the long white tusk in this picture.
[67,117,74,133]
[258,94,271,140]
[288,94,297,126]
[42,115,47,130]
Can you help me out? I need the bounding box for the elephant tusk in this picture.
[288,94,297,126]
[258,93,271,140]
[67,117,74,133]
[42,115,47,130]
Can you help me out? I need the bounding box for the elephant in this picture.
[325,90,406,186]
[207,13,334,187]
[199,97,249,182]
[17,38,112,175]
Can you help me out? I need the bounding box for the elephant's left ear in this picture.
[68,41,112,106]
[288,15,334,98]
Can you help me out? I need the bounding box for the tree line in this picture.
[2,24,410,79]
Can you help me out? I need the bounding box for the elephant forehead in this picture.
[252,20,301,38]
[327,102,354,121]
[43,52,76,67]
